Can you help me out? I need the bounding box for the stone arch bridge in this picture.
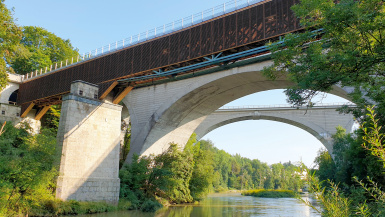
[0,0,357,204]
[1,60,355,204]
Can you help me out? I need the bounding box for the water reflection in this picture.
[77,193,320,217]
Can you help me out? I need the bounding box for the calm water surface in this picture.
[78,193,320,217]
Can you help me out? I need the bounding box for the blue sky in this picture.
[6,0,350,167]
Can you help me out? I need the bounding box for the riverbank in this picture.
[242,189,296,198]
[75,193,320,217]
[27,200,132,216]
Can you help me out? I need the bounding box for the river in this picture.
[78,193,321,217]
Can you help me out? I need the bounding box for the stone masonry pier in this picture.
[55,81,122,204]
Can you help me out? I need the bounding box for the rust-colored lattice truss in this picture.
[18,0,300,113]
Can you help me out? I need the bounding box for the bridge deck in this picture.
[18,0,300,112]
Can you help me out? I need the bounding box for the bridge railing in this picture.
[218,102,357,110]
[22,0,265,82]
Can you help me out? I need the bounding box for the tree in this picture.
[303,107,385,216]
[263,0,385,118]
[0,0,24,90]
[11,26,79,75]
[0,123,57,215]
[189,138,215,201]
[314,148,336,184]
[155,143,194,204]
[41,105,61,133]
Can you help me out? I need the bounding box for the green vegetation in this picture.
[119,124,131,168]
[0,122,129,216]
[263,0,385,216]
[242,189,296,198]
[41,105,61,134]
[264,0,385,115]
[0,2,122,216]
[11,26,79,75]
[119,138,207,211]
[0,0,23,90]
[119,134,305,211]
[5,0,385,216]
[0,120,306,215]
[29,200,122,216]
[1,0,79,84]
[304,107,385,216]
[0,122,58,216]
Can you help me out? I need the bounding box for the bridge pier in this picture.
[56,81,122,204]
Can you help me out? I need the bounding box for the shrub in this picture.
[141,199,162,212]
[242,189,296,198]
[30,200,117,216]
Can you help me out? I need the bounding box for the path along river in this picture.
[78,193,321,217]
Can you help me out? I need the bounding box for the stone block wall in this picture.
[0,103,41,134]
[56,81,122,204]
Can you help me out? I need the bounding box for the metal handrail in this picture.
[218,102,356,110]
[22,0,265,81]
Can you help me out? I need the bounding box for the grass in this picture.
[28,199,132,216]
[242,189,296,198]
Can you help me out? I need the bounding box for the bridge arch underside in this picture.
[195,113,344,155]
[123,61,351,161]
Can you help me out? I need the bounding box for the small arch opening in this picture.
[8,90,18,105]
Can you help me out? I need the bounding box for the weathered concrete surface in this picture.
[0,103,41,134]
[123,60,352,162]
[195,106,355,154]
[0,74,40,133]
[56,81,122,204]
[0,74,21,104]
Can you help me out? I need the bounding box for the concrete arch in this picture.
[198,116,326,141]
[0,74,22,104]
[123,60,352,161]
[0,85,19,104]
[120,102,130,121]
[194,108,355,154]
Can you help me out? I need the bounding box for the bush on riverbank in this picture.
[25,199,133,216]
[119,136,214,212]
[29,200,120,216]
[242,189,296,198]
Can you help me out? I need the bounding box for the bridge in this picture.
[0,0,356,205]
[17,0,301,116]
[195,103,356,154]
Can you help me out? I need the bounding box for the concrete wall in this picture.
[56,81,122,204]
[0,74,41,133]
[0,103,41,134]
[0,103,21,122]
[123,60,352,162]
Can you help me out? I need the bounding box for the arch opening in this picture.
[200,119,329,167]
[8,90,18,105]
[224,89,351,108]
[195,89,355,165]
[123,61,354,161]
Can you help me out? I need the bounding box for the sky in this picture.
[6,0,351,167]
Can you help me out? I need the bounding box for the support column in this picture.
[56,80,122,204]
